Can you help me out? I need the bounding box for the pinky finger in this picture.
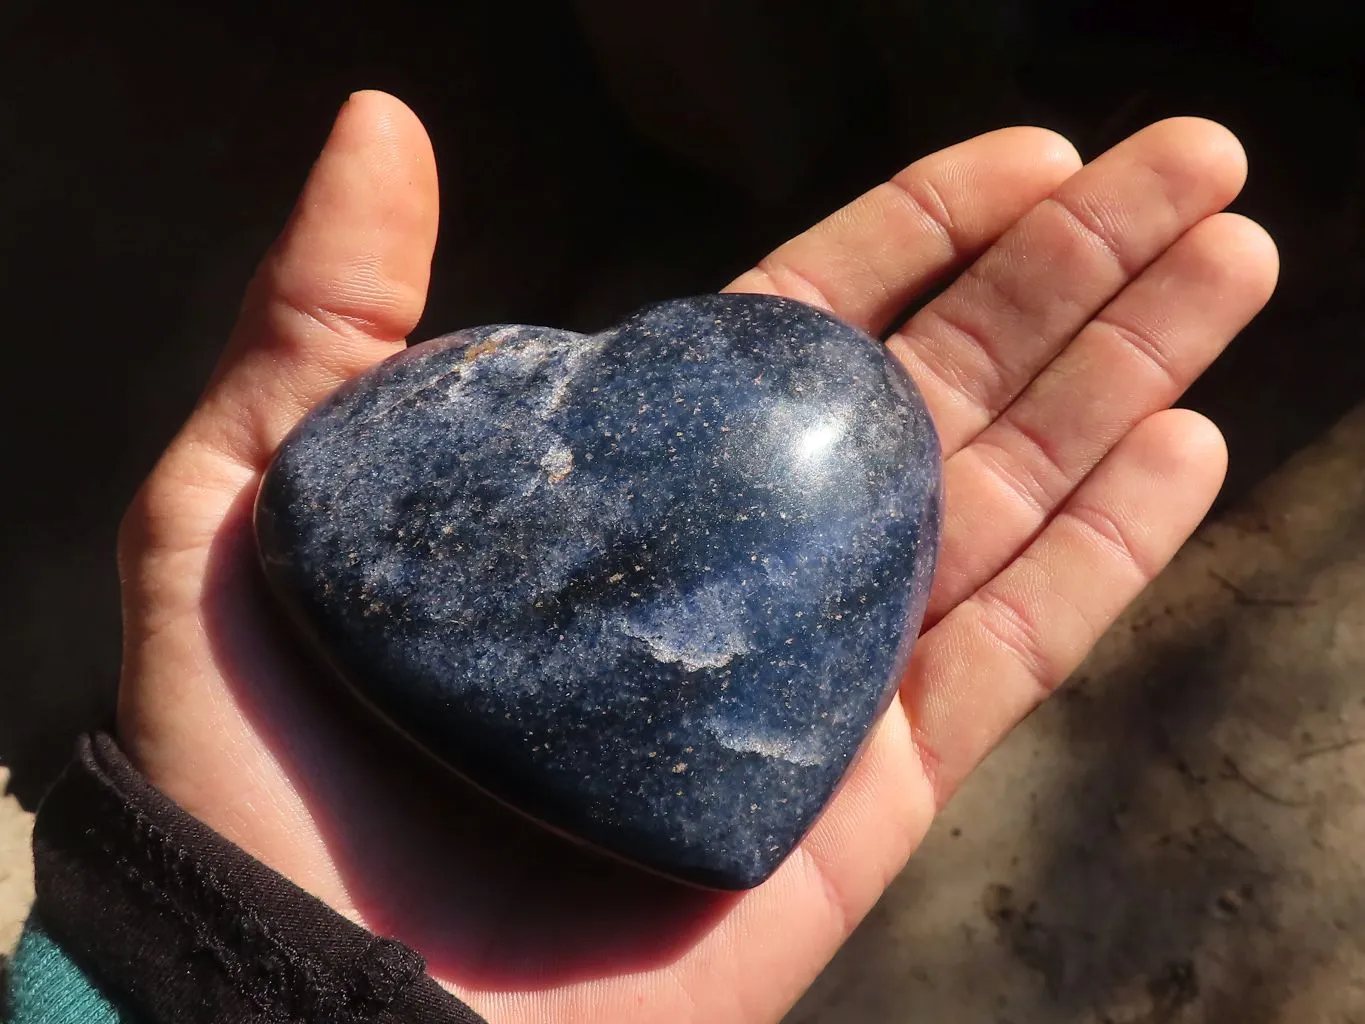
[902,408,1228,805]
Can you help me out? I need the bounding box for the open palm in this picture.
[116,92,1277,1024]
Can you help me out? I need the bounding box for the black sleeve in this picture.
[30,733,490,1024]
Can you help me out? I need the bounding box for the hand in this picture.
[116,91,1277,1023]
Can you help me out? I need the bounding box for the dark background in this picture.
[1,0,1362,809]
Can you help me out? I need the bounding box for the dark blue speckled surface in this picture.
[255,293,941,889]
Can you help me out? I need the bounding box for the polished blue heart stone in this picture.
[255,293,941,889]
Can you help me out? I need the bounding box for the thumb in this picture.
[184,90,440,473]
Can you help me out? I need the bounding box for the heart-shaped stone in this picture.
[255,293,941,889]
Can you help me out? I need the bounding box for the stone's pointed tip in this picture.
[257,293,941,887]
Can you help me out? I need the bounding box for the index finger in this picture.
[725,126,1082,337]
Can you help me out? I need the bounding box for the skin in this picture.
[115,91,1279,1023]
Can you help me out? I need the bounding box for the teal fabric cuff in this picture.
[6,916,134,1024]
